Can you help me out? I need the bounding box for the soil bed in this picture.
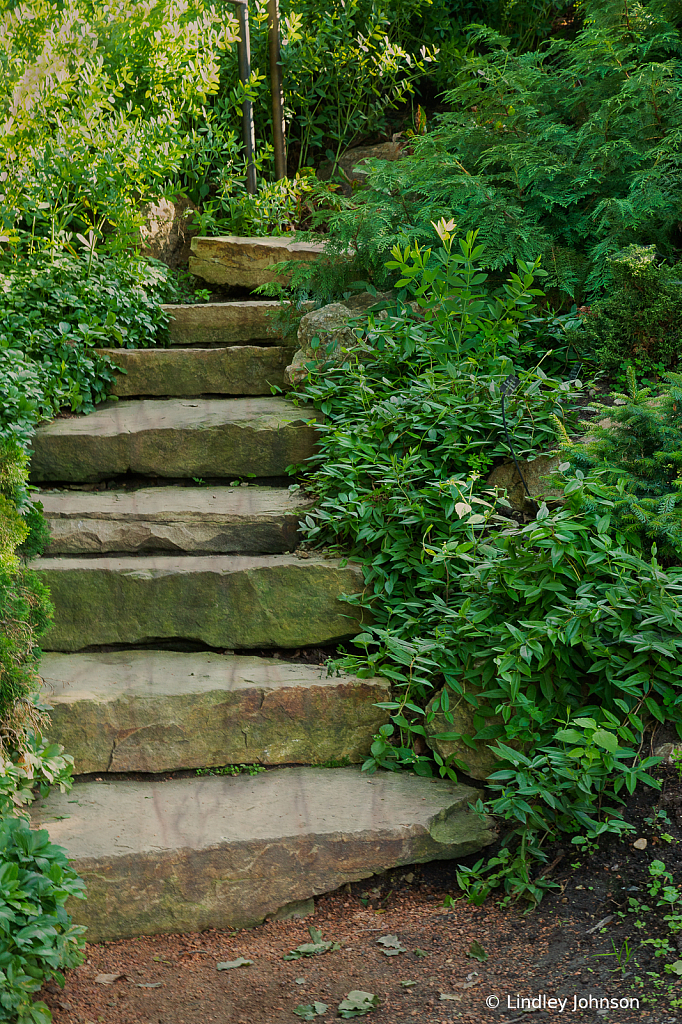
[41,766,682,1024]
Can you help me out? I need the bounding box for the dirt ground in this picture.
[41,765,682,1024]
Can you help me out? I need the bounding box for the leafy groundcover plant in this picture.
[0,441,86,1023]
[0,250,175,446]
[292,224,681,905]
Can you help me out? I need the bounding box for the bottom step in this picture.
[32,768,495,941]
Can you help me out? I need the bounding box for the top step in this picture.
[161,300,282,346]
[189,236,324,289]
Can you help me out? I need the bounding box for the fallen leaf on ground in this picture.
[400,980,417,988]
[283,940,340,960]
[284,924,341,960]
[293,1003,329,1020]
[413,949,428,958]
[295,977,306,985]
[440,993,463,1002]
[338,990,379,1018]
[94,973,126,985]
[453,972,481,989]
[376,934,406,956]
[467,940,488,962]
[216,957,253,970]
[137,982,162,989]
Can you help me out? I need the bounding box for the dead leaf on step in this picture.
[94,973,126,985]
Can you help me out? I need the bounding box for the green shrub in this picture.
[0,250,175,444]
[0,818,85,1024]
[556,365,682,558]
[0,433,83,1024]
[575,246,682,372]
[321,0,682,299]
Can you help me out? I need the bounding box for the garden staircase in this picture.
[29,237,494,941]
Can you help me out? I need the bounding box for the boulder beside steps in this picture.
[31,252,495,938]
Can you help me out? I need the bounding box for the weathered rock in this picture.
[425,689,505,781]
[285,303,356,386]
[139,196,198,268]
[34,553,366,651]
[31,768,495,939]
[284,295,396,385]
[189,236,324,288]
[99,346,290,397]
[318,142,402,194]
[162,301,282,346]
[39,486,311,555]
[29,397,321,483]
[41,651,390,773]
[487,455,563,511]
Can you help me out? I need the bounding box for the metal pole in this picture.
[236,1,257,195]
[267,0,287,180]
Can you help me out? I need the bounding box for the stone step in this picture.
[29,397,320,483]
[190,235,324,288]
[100,346,291,398]
[162,300,282,346]
[38,486,311,555]
[33,554,365,652]
[41,651,389,774]
[31,768,495,940]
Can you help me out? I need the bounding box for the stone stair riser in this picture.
[35,556,365,651]
[42,650,389,773]
[100,346,291,398]
[43,518,301,555]
[32,769,495,940]
[39,486,312,556]
[162,301,281,346]
[29,398,320,483]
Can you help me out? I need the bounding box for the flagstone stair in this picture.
[30,242,495,939]
[32,768,495,942]
[40,486,310,554]
[40,651,390,773]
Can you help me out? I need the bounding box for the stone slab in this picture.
[31,768,495,939]
[41,651,390,773]
[162,301,282,345]
[34,554,365,651]
[39,486,311,555]
[99,346,291,397]
[29,398,321,483]
[190,236,324,288]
